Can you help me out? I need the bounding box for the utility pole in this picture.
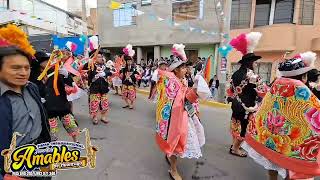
[82,0,87,22]
[81,0,89,57]
[216,0,232,102]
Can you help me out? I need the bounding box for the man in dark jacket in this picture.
[0,25,51,178]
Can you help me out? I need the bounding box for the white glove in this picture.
[95,72,106,79]
[41,98,46,103]
[247,70,258,84]
[59,67,69,78]
[97,72,106,77]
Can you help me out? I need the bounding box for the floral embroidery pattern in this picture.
[250,78,320,162]
[295,87,311,101]
[299,136,320,161]
[271,83,295,97]
[165,78,180,100]
[305,108,320,133]
[266,112,286,134]
[49,114,79,141]
[156,75,175,140]
[161,104,171,121]
[89,93,109,118]
[122,85,136,101]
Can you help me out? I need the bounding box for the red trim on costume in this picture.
[246,135,320,176]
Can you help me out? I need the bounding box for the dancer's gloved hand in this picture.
[97,72,106,77]
[95,72,106,79]
[59,67,69,78]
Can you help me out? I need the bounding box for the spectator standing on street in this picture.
[0,24,51,178]
[209,75,220,100]
[141,65,152,87]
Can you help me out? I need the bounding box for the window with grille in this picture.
[274,0,295,24]
[0,0,7,9]
[113,2,137,27]
[255,0,271,27]
[172,0,204,22]
[299,0,315,25]
[256,63,272,84]
[254,0,295,27]
[231,0,252,29]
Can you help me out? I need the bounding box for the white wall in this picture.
[1,0,87,35]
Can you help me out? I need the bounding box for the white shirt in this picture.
[151,69,159,82]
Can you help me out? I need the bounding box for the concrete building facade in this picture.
[229,0,320,84]
[97,0,221,67]
[0,0,88,36]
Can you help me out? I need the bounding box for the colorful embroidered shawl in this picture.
[246,78,320,176]
[155,70,188,156]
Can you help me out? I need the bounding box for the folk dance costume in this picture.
[148,59,168,101]
[112,56,125,95]
[155,44,210,180]
[82,49,113,124]
[63,54,86,103]
[242,51,320,179]
[37,50,80,142]
[227,32,268,157]
[121,44,138,109]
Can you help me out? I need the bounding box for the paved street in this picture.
[54,92,268,180]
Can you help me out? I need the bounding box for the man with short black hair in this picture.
[0,24,51,179]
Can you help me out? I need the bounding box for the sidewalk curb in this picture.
[136,89,231,109]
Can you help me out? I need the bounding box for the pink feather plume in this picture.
[229,34,248,55]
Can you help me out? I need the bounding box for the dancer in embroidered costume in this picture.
[149,58,168,101]
[37,49,80,142]
[80,49,113,125]
[121,44,139,109]
[227,32,267,157]
[242,51,320,180]
[112,55,124,95]
[155,44,210,180]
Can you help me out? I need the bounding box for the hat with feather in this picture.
[278,51,317,77]
[230,32,262,64]
[168,44,187,71]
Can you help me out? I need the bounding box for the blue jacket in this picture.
[0,82,51,176]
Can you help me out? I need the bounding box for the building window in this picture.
[113,2,137,27]
[141,0,151,6]
[273,0,294,24]
[255,0,271,27]
[256,63,272,84]
[299,0,315,25]
[172,0,204,22]
[255,0,295,27]
[0,0,8,9]
[231,0,252,29]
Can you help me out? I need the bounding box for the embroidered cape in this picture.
[246,78,320,176]
[155,70,189,156]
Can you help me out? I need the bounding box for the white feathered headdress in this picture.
[230,32,262,55]
[89,36,99,51]
[123,44,135,57]
[171,44,187,61]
